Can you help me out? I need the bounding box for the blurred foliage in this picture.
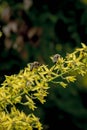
[0,0,87,129]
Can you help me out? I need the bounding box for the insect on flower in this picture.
[51,54,61,63]
[30,61,41,71]
[26,80,31,86]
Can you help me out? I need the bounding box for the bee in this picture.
[26,80,31,86]
[30,61,40,71]
[51,54,61,63]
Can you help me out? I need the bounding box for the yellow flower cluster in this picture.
[0,106,42,130]
[0,43,87,129]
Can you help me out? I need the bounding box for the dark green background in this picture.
[0,0,87,129]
